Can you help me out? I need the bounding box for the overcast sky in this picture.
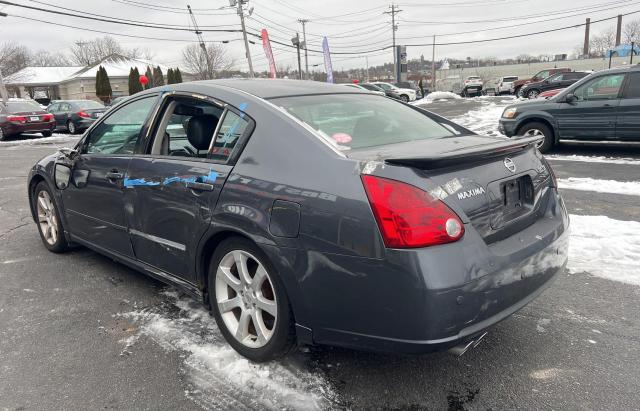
[0,0,638,73]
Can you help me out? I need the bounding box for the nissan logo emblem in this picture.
[504,158,516,173]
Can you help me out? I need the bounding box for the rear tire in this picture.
[518,122,554,153]
[42,130,52,137]
[400,94,409,102]
[527,89,540,99]
[32,181,69,253]
[208,237,295,362]
[67,120,78,135]
[0,128,6,141]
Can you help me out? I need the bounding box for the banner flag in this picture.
[322,37,333,83]
[261,29,277,79]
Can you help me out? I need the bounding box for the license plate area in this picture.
[502,175,534,219]
[30,116,40,122]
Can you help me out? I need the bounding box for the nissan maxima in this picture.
[27,80,569,362]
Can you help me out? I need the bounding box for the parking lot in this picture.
[1,97,639,410]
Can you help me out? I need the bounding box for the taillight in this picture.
[7,115,27,123]
[42,113,54,122]
[77,111,91,118]
[361,175,464,248]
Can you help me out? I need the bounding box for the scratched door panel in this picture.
[124,156,231,282]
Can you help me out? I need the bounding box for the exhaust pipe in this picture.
[448,332,488,356]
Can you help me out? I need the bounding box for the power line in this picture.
[110,0,235,15]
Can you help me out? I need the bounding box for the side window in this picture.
[84,96,157,155]
[623,72,640,99]
[209,110,250,163]
[574,74,625,101]
[48,103,58,112]
[549,74,564,82]
[60,103,71,112]
[537,71,550,80]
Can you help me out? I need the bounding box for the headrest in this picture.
[187,114,219,151]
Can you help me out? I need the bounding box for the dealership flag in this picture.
[322,37,334,83]
[261,29,277,79]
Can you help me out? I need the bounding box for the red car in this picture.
[538,89,563,99]
[0,100,55,141]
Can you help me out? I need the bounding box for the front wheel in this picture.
[399,94,409,102]
[519,122,554,153]
[0,127,6,141]
[527,89,540,99]
[42,130,52,137]
[32,181,69,253]
[209,237,295,362]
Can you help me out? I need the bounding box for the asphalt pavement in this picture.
[1,98,639,411]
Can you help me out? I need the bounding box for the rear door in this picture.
[616,71,640,141]
[124,94,252,283]
[554,72,625,139]
[61,94,159,257]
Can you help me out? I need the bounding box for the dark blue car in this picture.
[500,66,640,152]
[28,80,569,361]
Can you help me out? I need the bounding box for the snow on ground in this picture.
[559,178,640,196]
[121,290,337,411]
[0,133,79,148]
[413,91,461,103]
[546,154,640,165]
[450,101,511,137]
[568,214,640,286]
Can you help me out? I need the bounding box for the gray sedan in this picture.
[27,79,569,362]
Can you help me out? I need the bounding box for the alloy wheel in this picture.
[0,128,5,141]
[528,90,540,99]
[215,250,278,349]
[68,121,76,134]
[524,128,546,149]
[36,190,59,245]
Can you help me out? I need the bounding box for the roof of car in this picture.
[191,78,363,99]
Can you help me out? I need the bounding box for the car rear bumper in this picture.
[297,191,569,354]
[76,119,96,130]
[2,122,55,135]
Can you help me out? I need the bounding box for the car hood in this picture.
[508,98,553,110]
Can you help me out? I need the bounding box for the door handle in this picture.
[186,181,214,192]
[105,171,124,180]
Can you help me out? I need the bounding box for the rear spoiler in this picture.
[385,135,542,170]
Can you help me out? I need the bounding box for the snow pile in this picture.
[121,290,337,410]
[569,214,640,285]
[559,178,640,196]
[422,91,461,101]
[0,134,79,147]
[546,154,640,166]
[451,102,509,137]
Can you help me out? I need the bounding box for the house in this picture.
[5,54,188,103]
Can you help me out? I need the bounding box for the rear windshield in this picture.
[272,94,459,150]
[7,101,41,112]
[503,77,518,82]
[74,100,104,109]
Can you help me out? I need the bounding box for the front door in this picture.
[61,95,159,257]
[553,73,625,140]
[616,71,640,141]
[125,95,251,282]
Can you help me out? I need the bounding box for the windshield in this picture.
[272,94,459,150]
[7,101,41,112]
[74,100,104,109]
[375,83,394,91]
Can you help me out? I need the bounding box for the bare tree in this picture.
[126,47,156,61]
[0,41,31,76]
[591,28,616,57]
[624,19,640,44]
[69,36,123,66]
[182,43,234,80]
[31,50,71,67]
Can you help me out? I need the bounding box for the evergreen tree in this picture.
[129,67,143,95]
[95,65,104,101]
[167,68,175,84]
[175,68,183,83]
[153,66,165,86]
[102,67,113,102]
[144,66,153,89]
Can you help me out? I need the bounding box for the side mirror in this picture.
[564,93,577,103]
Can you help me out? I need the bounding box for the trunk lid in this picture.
[350,135,553,243]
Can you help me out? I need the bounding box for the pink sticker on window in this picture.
[332,133,352,144]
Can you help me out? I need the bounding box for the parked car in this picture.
[394,81,423,97]
[0,99,55,141]
[106,96,129,108]
[370,82,417,102]
[47,100,107,135]
[363,82,402,99]
[500,66,639,152]
[342,83,385,96]
[28,79,568,362]
[512,68,571,97]
[461,76,484,97]
[520,72,591,99]
[495,76,519,95]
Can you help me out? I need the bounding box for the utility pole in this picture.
[231,0,254,77]
[292,33,303,80]
[384,4,401,82]
[0,13,7,108]
[365,56,370,82]
[616,15,623,46]
[632,42,635,65]
[187,5,213,79]
[431,35,436,91]
[298,19,310,79]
